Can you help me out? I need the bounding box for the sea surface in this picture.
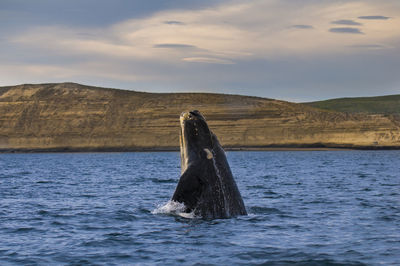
[0,151,399,265]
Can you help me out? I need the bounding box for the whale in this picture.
[171,110,247,219]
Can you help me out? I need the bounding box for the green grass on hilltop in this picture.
[304,94,400,114]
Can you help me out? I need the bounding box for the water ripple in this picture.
[0,151,399,265]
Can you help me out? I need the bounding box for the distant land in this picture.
[1,82,399,152]
[305,95,400,115]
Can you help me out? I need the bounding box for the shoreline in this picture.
[1,145,400,153]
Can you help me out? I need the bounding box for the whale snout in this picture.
[180,111,190,120]
[180,110,205,121]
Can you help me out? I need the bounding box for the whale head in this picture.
[179,110,213,173]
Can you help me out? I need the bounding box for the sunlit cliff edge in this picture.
[1,82,399,152]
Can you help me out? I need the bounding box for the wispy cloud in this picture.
[329,27,364,34]
[291,25,313,29]
[182,57,234,64]
[331,19,362,25]
[153,44,197,49]
[164,20,185,25]
[358,16,390,20]
[347,44,385,49]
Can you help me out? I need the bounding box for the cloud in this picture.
[347,44,385,49]
[291,25,313,29]
[11,0,400,63]
[358,16,390,20]
[331,19,362,25]
[182,57,234,64]
[164,20,185,25]
[75,32,98,38]
[329,27,364,34]
[3,0,400,101]
[153,43,197,49]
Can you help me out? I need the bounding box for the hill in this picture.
[305,95,400,114]
[0,82,399,152]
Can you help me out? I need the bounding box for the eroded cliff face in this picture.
[0,83,399,151]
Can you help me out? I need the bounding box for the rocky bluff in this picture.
[1,83,399,151]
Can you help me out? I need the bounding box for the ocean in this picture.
[0,151,399,265]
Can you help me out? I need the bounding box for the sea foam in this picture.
[152,200,196,219]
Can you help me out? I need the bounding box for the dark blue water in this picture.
[0,151,399,265]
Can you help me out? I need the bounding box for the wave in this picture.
[150,178,177,184]
[151,200,197,219]
[249,206,284,214]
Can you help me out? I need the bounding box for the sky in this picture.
[1,0,399,102]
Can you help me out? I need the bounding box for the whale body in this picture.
[171,110,247,219]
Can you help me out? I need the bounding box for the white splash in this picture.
[152,200,197,219]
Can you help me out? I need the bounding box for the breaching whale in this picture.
[171,110,247,219]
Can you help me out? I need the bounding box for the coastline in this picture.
[1,144,399,153]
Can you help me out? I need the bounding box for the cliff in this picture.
[1,83,399,151]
